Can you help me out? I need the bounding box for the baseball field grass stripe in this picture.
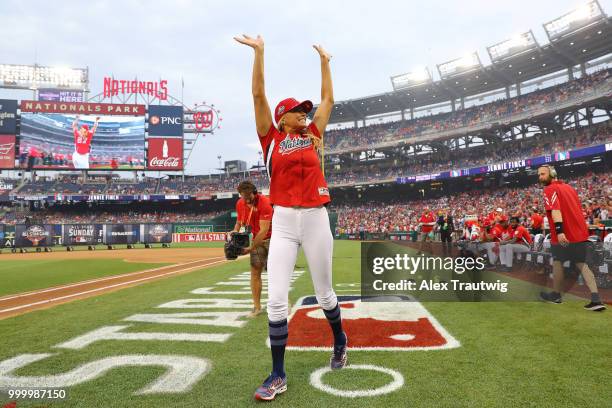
[0,257,225,301]
[0,258,229,317]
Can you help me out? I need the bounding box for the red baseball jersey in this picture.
[486,211,500,224]
[74,129,93,154]
[495,225,514,241]
[512,225,533,245]
[236,194,273,239]
[489,224,506,241]
[259,123,329,207]
[543,180,589,244]
[419,212,436,233]
[530,213,543,229]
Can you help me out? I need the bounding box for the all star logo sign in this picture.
[278,134,312,155]
[285,295,460,350]
[277,105,286,116]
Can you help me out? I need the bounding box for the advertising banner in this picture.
[0,135,15,168]
[103,224,140,245]
[146,138,183,170]
[172,232,227,243]
[20,100,146,115]
[142,223,173,244]
[63,224,103,245]
[173,224,214,233]
[15,224,56,247]
[0,99,17,133]
[38,89,85,102]
[148,105,183,136]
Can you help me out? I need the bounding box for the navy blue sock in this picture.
[323,303,346,346]
[268,319,287,377]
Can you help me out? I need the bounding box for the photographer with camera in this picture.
[229,180,273,317]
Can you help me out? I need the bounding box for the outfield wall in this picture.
[0,223,228,248]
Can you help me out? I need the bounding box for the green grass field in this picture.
[0,259,168,297]
[0,241,610,407]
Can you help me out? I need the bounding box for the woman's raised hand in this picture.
[313,44,331,62]
[234,34,264,50]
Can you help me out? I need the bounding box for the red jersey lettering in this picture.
[74,129,93,154]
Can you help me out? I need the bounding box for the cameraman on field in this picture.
[230,181,273,317]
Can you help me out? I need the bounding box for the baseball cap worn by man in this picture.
[274,98,313,124]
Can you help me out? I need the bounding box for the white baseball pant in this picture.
[499,243,529,268]
[479,242,498,265]
[266,205,337,322]
[72,151,90,169]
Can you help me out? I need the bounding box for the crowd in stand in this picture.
[324,68,611,151]
[334,172,611,236]
[326,122,611,185]
[12,119,608,197]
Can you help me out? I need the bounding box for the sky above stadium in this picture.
[1,0,610,176]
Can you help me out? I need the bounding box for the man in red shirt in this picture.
[418,208,436,253]
[529,208,544,235]
[498,217,532,271]
[478,218,504,267]
[538,165,605,311]
[231,181,273,318]
[71,115,99,169]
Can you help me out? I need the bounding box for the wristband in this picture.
[554,222,563,234]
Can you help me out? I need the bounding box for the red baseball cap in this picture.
[499,215,509,222]
[81,124,89,131]
[274,98,313,124]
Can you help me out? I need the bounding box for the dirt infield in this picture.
[0,247,232,320]
[0,247,223,264]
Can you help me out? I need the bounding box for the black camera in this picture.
[224,232,250,260]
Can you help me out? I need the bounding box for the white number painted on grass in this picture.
[191,287,265,295]
[310,364,404,398]
[0,354,210,395]
[157,298,254,309]
[123,311,250,327]
[53,325,232,350]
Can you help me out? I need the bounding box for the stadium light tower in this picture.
[437,53,482,79]
[390,67,433,90]
[543,0,606,40]
[487,31,538,61]
[0,64,89,91]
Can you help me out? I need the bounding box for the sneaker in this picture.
[254,373,287,401]
[540,291,562,304]
[330,334,348,370]
[583,302,606,312]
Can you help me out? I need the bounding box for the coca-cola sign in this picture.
[150,157,180,167]
[147,137,183,170]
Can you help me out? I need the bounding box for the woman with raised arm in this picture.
[234,34,346,401]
